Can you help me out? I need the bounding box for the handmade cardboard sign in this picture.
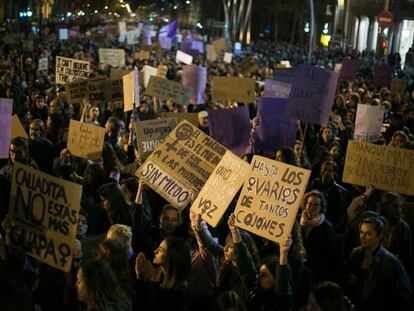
[160,112,199,127]
[55,56,90,84]
[390,78,407,96]
[136,120,226,209]
[98,48,126,68]
[65,76,112,105]
[205,44,217,62]
[234,156,310,242]
[287,64,338,126]
[67,120,105,160]
[191,151,250,227]
[212,37,228,54]
[212,77,255,103]
[134,51,151,60]
[10,114,28,140]
[143,65,158,88]
[223,52,233,64]
[8,163,82,272]
[343,141,414,195]
[0,98,13,158]
[122,67,139,112]
[354,104,384,142]
[38,57,48,71]
[136,117,178,161]
[145,76,191,105]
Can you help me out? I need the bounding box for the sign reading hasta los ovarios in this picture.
[67,120,106,160]
[343,141,414,195]
[136,117,178,161]
[136,120,226,209]
[234,156,310,243]
[7,163,82,272]
[191,151,250,227]
[55,56,90,84]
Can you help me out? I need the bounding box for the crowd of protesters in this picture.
[0,21,414,311]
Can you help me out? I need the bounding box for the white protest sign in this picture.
[38,57,48,71]
[205,44,217,62]
[67,120,106,160]
[176,50,193,65]
[191,151,250,227]
[126,30,139,45]
[59,28,68,40]
[55,56,90,85]
[334,63,342,74]
[223,52,233,64]
[234,156,310,243]
[234,42,242,51]
[354,104,385,142]
[143,65,158,88]
[98,48,126,68]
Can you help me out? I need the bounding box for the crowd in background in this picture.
[0,23,414,311]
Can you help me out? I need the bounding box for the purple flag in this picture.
[255,97,296,154]
[159,36,172,50]
[0,98,13,158]
[287,64,338,126]
[182,65,207,105]
[339,58,359,80]
[134,67,140,107]
[159,20,177,38]
[373,65,393,87]
[209,106,251,158]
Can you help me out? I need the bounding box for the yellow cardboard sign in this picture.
[191,151,250,227]
[123,71,135,112]
[134,51,151,60]
[160,112,199,127]
[136,120,226,209]
[8,163,82,272]
[67,120,105,160]
[234,156,310,243]
[10,114,28,140]
[212,77,256,103]
[145,76,191,105]
[212,37,227,54]
[343,140,414,195]
[390,78,407,96]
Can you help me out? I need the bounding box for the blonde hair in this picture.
[107,224,133,248]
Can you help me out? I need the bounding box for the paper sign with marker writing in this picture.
[67,120,105,161]
[182,65,207,105]
[354,104,384,142]
[145,76,191,105]
[123,67,139,112]
[264,80,291,99]
[56,56,90,84]
[136,117,178,161]
[0,98,13,158]
[234,156,310,243]
[390,78,407,96]
[38,57,48,71]
[212,77,255,103]
[98,48,126,68]
[287,64,338,126]
[143,65,158,88]
[8,163,82,272]
[176,50,193,65]
[191,151,250,227]
[59,29,68,40]
[136,121,226,209]
[223,52,233,64]
[126,31,139,45]
[65,76,113,105]
[343,141,414,195]
[10,114,28,140]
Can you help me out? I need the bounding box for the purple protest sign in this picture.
[191,41,204,53]
[287,64,338,126]
[209,106,251,158]
[180,38,193,53]
[182,65,207,105]
[134,67,140,107]
[373,65,393,87]
[142,26,152,46]
[264,79,291,99]
[0,98,13,158]
[339,58,359,80]
[159,36,172,50]
[255,97,296,154]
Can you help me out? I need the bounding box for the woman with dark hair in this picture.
[96,239,135,303]
[305,282,347,311]
[212,291,247,311]
[294,140,312,169]
[135,237,191,311]
[275,146,299,166]
[76,260,131,311]
[98,182,132,228]
[300,190,341,282]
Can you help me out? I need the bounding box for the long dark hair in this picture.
[163,237,191,289]
[79,260,131,311]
